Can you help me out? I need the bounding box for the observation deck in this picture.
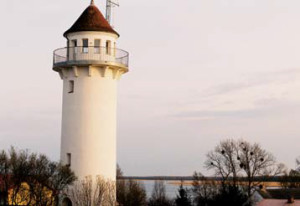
[53,46,129,72]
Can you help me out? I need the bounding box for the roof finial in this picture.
[91,0,95,5]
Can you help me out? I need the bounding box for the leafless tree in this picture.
[237,140,285,196]
[206,139,285,198]
[93,176,116,206]
[71,175,116,206]
[71,176,93,206]
[148,180,173,206]
[205,139,240,189]
[102,178,116,206]
[281,158,300,189]
[192,172,219,205]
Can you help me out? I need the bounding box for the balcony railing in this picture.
[53,46,129,69]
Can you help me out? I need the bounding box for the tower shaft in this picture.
[60,66,118,180]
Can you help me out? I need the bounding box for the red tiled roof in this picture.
[64,4,119,37]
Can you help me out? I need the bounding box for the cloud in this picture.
[203,68,300,97]
[173,97,300,120]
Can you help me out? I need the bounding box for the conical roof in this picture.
[64,4,119,37]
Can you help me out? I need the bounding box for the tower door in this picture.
[62,197,72,206]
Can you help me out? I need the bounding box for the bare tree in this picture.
[148,180,173,206]
[205,139,240,189]
[102,178,116,206]
[206,139,285,198]
[71,176,93,206]
[71,175,116,206]
[237,140,285,196]
[281,158,300,189]
[93,176,106,206]
[192,172,218,206]
[94,176,116,206]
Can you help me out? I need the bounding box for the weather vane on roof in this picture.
[106,0,119,26]
[91,0,94,5]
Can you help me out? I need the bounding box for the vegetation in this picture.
[0,138,291,206]
[0,147,76,206]
[281,169,300,189]
[115,139,288,206]
[70,176,116,206]
[117,165,147,206]
[205,139,285,198]
[174,182,192,206]
[148,180,173,206]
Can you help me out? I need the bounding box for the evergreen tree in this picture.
[117,165,147,206]
[175,183,192,206]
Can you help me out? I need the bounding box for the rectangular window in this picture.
[68,80,74,93]
[72,39,77,47]
[67,153,71,167]
[106,40,111,55]
[94,39,101,54]
[71,40,78,56]
[82,39,89,53]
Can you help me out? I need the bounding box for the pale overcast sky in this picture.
[0,0,300,176]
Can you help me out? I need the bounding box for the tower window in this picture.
[72,40,78,53]
[72,39,77,47]
[67,153,71,167]
[68,80,74,93]
[106,40,111,55]
[94,39,101,54]
[82,39,89,53]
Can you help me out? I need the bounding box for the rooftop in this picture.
[257,199,300,206]
[63,3,119,37]
[259,189,300,200]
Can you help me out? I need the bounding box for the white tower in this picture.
[53,1,128,181]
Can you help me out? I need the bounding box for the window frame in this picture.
[67,153,71,167]
[68,80,74,93]
[82,39,89,53]
[94,39,101,54]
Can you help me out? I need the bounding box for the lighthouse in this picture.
[53,1,128,181]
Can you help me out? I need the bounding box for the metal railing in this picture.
[53,46,129,68]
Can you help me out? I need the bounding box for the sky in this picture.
[0,0,300,176]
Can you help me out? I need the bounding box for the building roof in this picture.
[257,199,300,206]
[64,4,119,37]
[259,189,300,200]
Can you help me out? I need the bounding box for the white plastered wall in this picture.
[60,31,120,181]
[67,31,118,48]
